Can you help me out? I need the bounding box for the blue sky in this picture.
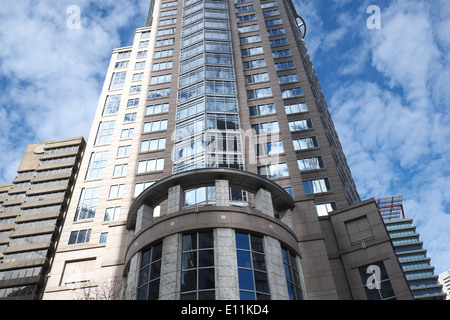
[0,0,449,274]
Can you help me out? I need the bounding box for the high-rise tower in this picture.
[43,0,412,300]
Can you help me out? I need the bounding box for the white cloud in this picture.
[0,0,147,183]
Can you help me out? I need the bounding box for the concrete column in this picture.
[135,204,154,233]
[159,234,179,300]
[279,209,294,231]
[167,185,184,214]
[264,236,289,300]
[215,228,239,299]
[255,188,274,217]
[215,180,230,207]
[123,254,140,300]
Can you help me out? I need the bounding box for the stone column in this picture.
[167,185,184,214]
[159,234,179,300]
[135,204,154,233]
[215,228,239,299]
[215,180,230,207]
[255,188,274,217]
[279,209,294,231]
[264,236,289,300]
[123,254,140,300]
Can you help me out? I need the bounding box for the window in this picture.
[115,60,129,68]
[74,187,100,221]
[117,145,131,157]
[245,72,269,84]
[137,158,165,174]
[140,138,167,152]
[246,87,272,99]
[267,28,285,37]
[127,98,140,108]
[285,102,307,114]
[316,202,338,217]
[141,30,151,38]
[206,80,236,95]
[99,233,108,244]
[185,187,216,207]
[143,120,168,133]
[157,27,176,36]
[240,34,261,45]
[109,72,127,90]
[68,229,91,245]
[139,40,149,47]
[102,95,121,116]
[249,103,275,116]
[95,121,115,145]
[275,60,295,70]
[160,9,177,16]
[236,14,257,23]
[124,113,137,123]
[108,184,124,198]
[86,151,108,180]
[251,121,279,135]
[152,61,172,71]
[289,119,313,132]
[278,74,299,84]
[206,113,240,130]
[117,51,131,58]
[297,156,325,171]
[132,73,144,81]
[243,59,266,70]
[255,141,284,156]
[261,1,277,9]
[236,233,270,300]
[270,38,289,47]
[146,103,169,115]
[148,88,171,99]
[241,46,264,57]
[257,162,289,178]
[138,243,163,300]
[155,38,175,47]
[134,181,155,197]
[161,1,178,8]
[359,262,396,300]
[263,9,280,17]
[282,248,303,300]
[113,164,128,176]
[293,136,319,151]
[154,48,174,59]
[272,49,292,59]
[181,231,215,300]
[150,74,172,85]
[235,4,254,13]
[265,18,282,26]
[238,24,259,33]
[282,88,303,99]
[159,17,177,26]
[120,128,134,140]
[303,178,332,195]
[104,206,121,221]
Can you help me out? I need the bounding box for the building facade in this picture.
[0,137,86,300]
[438,269,450,300]
[377,196,446,300]
[42,0,412,300]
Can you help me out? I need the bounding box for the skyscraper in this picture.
[0,137,86,300]
[43,0,412,300]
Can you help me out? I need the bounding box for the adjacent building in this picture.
[438,269,450,300]
[376,196,446,300]
[0,137,86,300]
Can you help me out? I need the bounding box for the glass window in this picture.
[108,184,124,198]
[95,121,116,145]
[249,103,275,116]
[272,49,292,59]
[104,207,121,221]
[297,156,325,171]
[246,87,272,99]
[282,248,303,300]
[281,87,304,99]
[68,229,91,245]
[255,141,284,156]
[257,162,289,179]
[137,243,163,300]
[293,137,319,151]
[137,158,165,174]
[316,202,337,217]
[181,231,215,300]
[303,178,332,195]
[103,95,121,115]
[236,233,270,300]
[289,119,313,132]
[109,72,127,90]
[85,151,108,180]
[74,187,100,221]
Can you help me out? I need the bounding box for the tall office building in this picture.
[43,0,413,300]
[0,137,86,300]
[377,196,446,300]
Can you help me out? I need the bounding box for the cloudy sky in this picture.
[0,0,449,274]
